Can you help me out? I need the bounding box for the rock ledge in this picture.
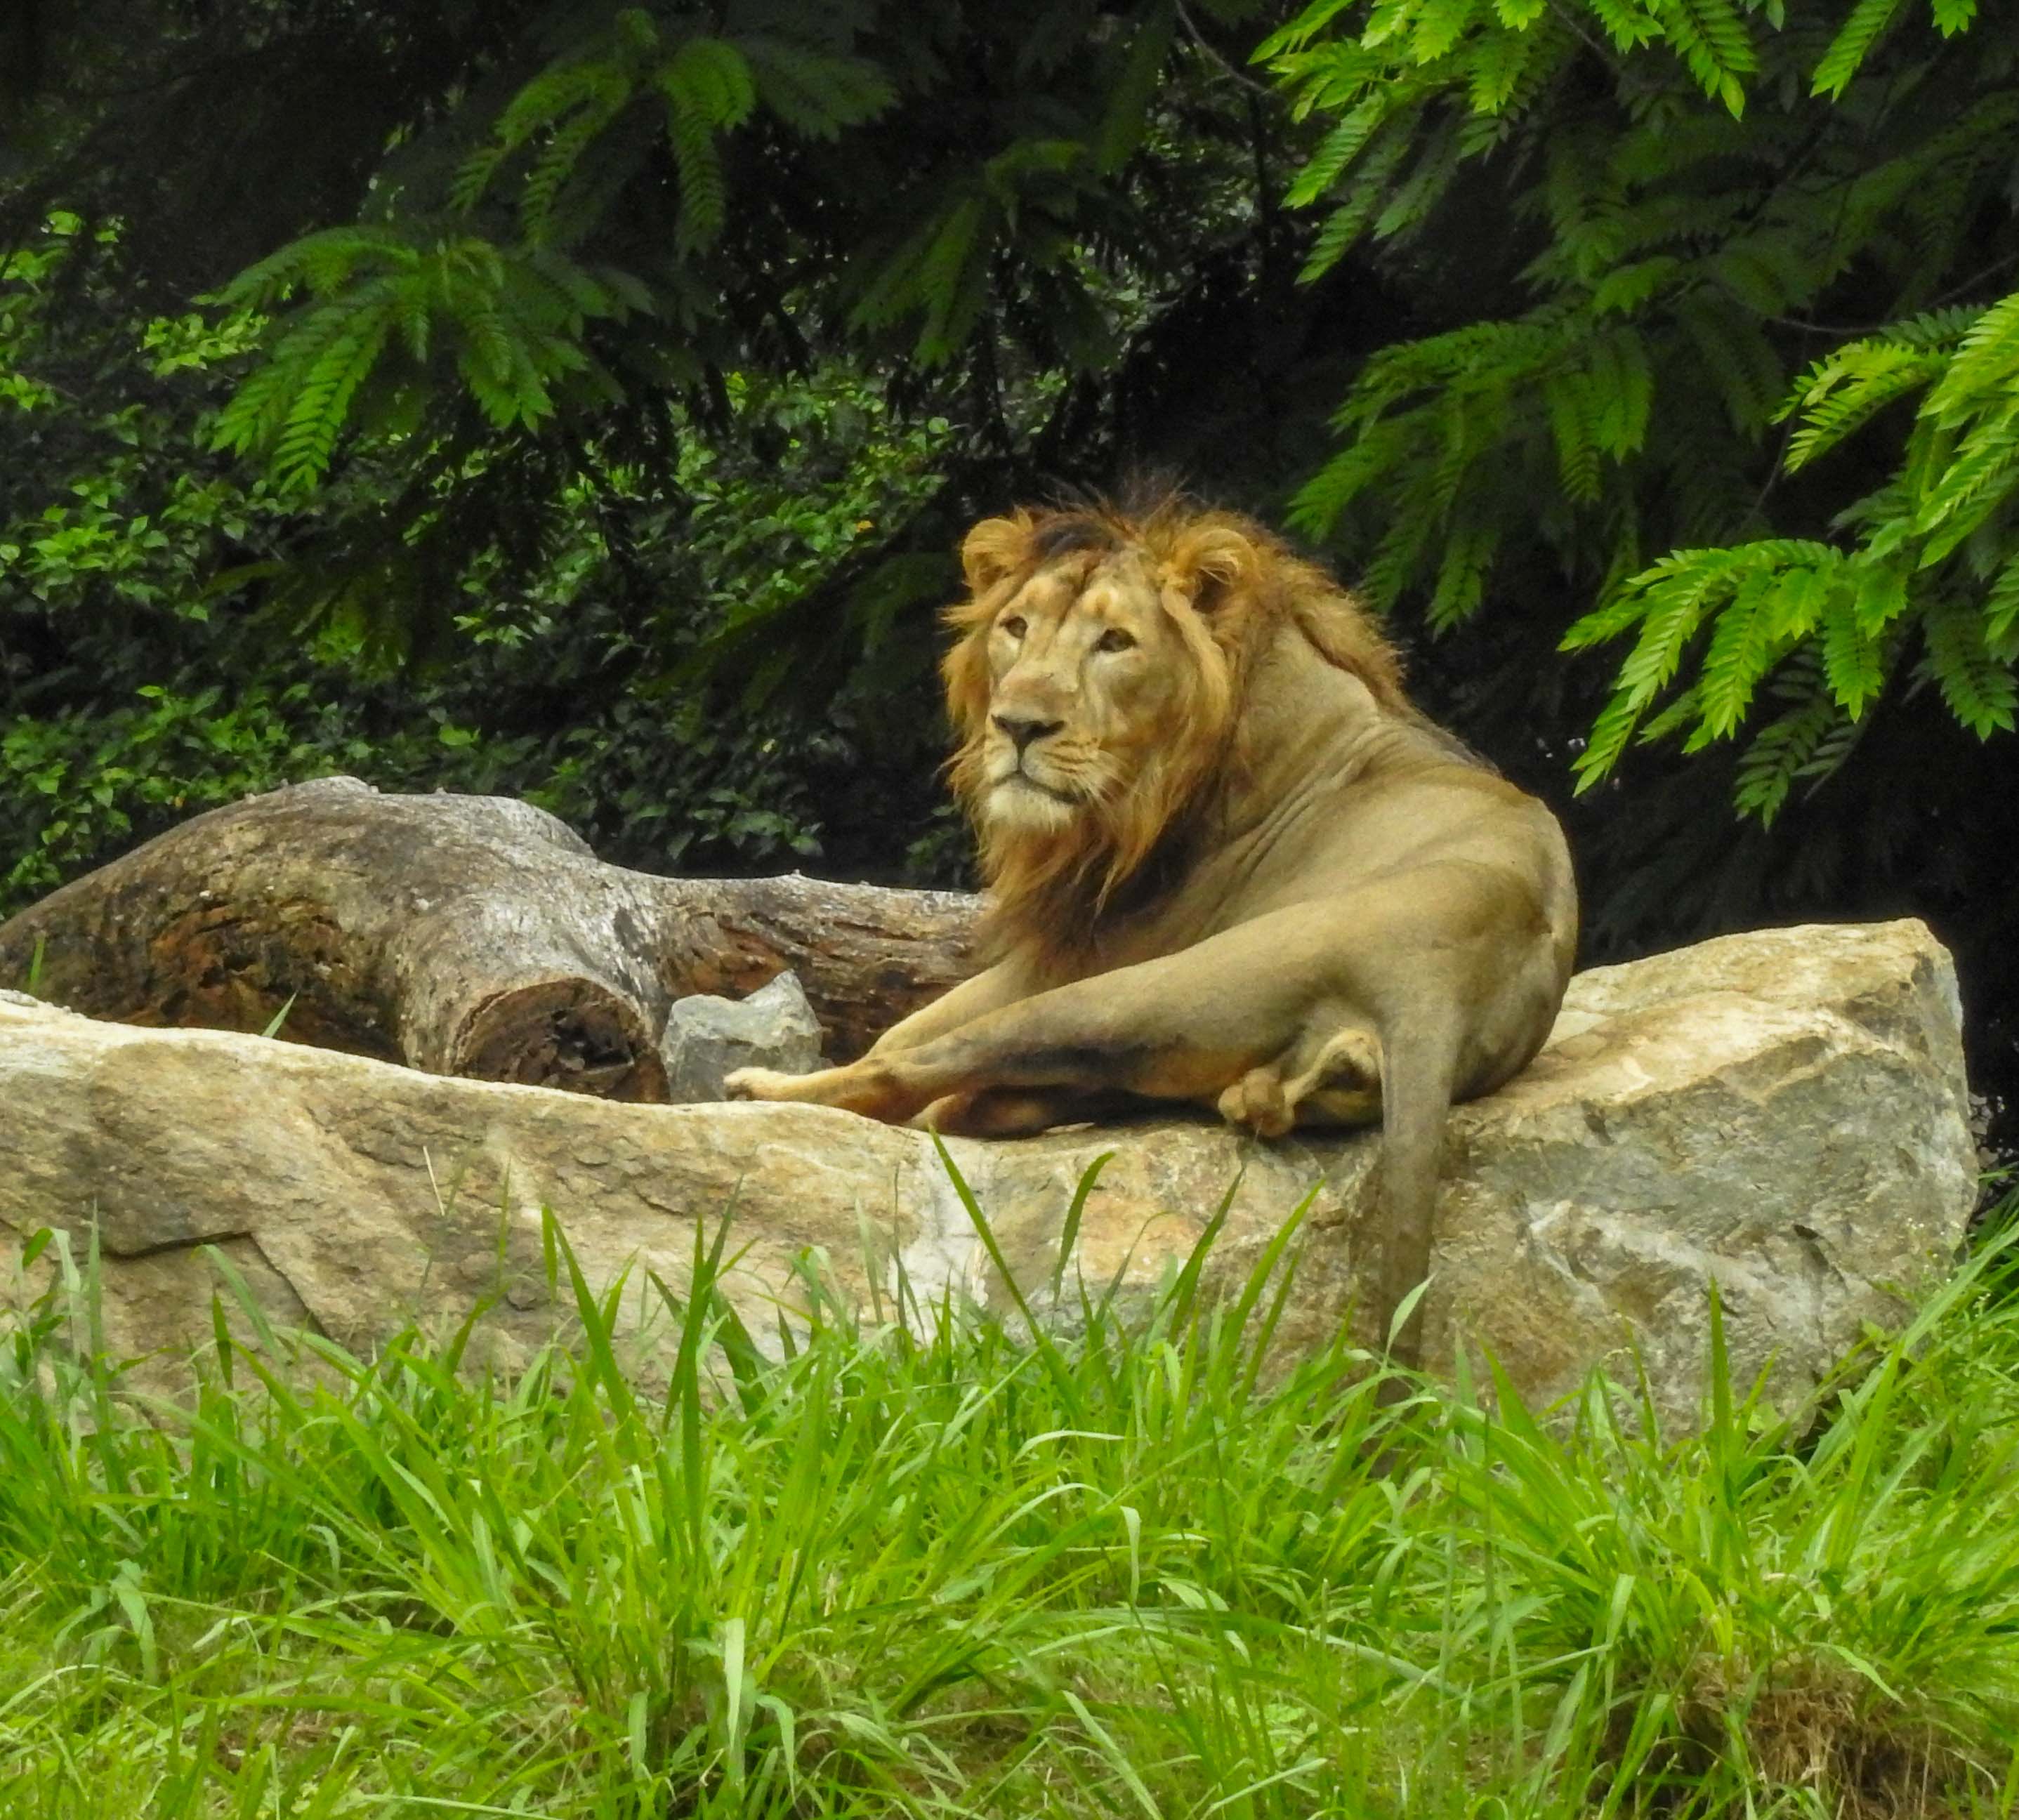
[0,919,1976,1430]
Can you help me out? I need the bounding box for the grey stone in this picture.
[661,970,825,1101]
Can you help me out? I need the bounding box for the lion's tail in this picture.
[1373,1021,1464,1376]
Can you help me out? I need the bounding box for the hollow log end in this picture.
[450,980,671,1103]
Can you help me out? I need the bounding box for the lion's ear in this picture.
[1165,525,1258,616]
[960,512,1034,596]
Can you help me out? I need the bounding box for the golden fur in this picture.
[730,497,1579,1375]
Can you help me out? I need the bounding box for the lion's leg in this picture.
[917,1086,1149,1137]
[863,958,1037,1057]
[728,878,1553,1376]
[725,904,1370,1123]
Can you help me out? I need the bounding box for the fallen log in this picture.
[0,777,980,1099]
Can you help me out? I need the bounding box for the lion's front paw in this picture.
[724,1066,801,1102]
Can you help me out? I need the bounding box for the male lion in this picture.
[729,498,1577,1368]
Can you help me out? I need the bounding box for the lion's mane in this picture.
[940,496,1407,968]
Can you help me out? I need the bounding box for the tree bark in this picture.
[0,776,980,1100]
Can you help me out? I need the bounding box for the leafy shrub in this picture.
[1265,0,2019,817]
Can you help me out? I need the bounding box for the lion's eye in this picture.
[1093,627,1136,654]
[1000,615,1027,640]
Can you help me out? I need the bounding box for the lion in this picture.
[728,496,1578,1370]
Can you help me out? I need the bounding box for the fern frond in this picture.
[1427,521,1499,628]
[211,232,636,483]
[1254,0,1362,59]
[1676,294,1783,437]
[1811,0,1907,99]
[1734,675,1837,822]
[1692,560,1780,739]
[208,350,297,459]
[1412,0,1485,65]
[1923,593,2019,735]
[1850,558,1909,636]
[1286,98,1391,206]
[1269,39,1387,116]
[1912,409,2019,565]
[272,300,392,490]
[659,88,728,253]
[1583,0,1663,50]
[1572,549,1754,780]
[1590,256,1681,316]
[912,196,991,362]
[1560,581,1651,652]
[520,81,626,246]
[1297,131,1412,280]
[450,143,507,216]
[1818,585,1886,716]
[1876,306,1985,352]
[1287,418,1421,535]
[494,65,591,150]
[1545,371,1600,501]
[662,35,758,130]
[1641,682,1704,744]
[1374,119,1466,240]
[1654,0,1757,115]
[1784,342,1942,471]
[1589,330,1653,456]
[211,228,393,309]
[1925,294,2019,426]
[1360,498,1438,612]
[1572,687,1650,789]
[1986,553,2019,662]
[1765,555,1843,642]
[746,39,895,139]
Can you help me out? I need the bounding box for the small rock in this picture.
[662,970,825,1101]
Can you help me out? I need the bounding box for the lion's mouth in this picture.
[985,767,1084,828]
[997,770,1078,804]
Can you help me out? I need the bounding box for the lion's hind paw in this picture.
[1217,1067,1296,1139]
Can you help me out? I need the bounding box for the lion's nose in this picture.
[992,713,1064,753]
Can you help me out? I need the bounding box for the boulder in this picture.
[662,970,826,1102]
[0,919,1978,1431]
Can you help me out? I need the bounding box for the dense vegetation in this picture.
[4,1189,2018,1816]
[8,3,2019,1142]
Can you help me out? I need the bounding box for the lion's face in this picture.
[940,501,1400,947]
[967,549,1202,838]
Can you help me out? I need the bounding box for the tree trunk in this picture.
[0,777,980,1100]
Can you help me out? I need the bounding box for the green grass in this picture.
[6,1185,2019,1819]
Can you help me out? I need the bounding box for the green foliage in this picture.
[1569,298,2019,816]
[0,214,953,915]
[193,0,1254,499]
[191,2,904,501]
[211,232,648,489]
[1265,0,2019,818]
[7,1182,2019,1813]
[0,6,1279,890]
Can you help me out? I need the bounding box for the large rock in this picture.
[0,920,1978,1430]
